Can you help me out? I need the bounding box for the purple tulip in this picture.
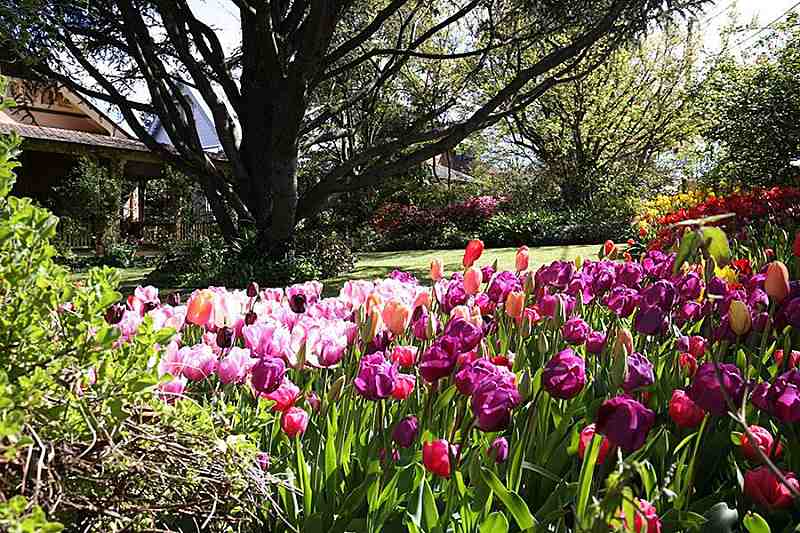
[481,265,496,283]
[486,271,522,303]
[419,336,459,382]
[677,272,704,301]
[603,286,640,318]
[542,348,586,399]
[596,395,655,452]
[354,353,398,400]
[488,437,509,464]
[586,331,607,355]
[562,316,591,345]
[634,305,667,336]
[707,276,728,297]
[675,301,703,326]
[411,306,438,341]
[535,261,574,290]
[251,356,286,394]
[616,261,644,288]
[455,358,500,396]
[641,280,677,311]
[443,317,483,352]
[623,352,655,392]
[539,293,575,319]
[751,371,800,423]
[471,376,521,432]
[591,269,616,295]
[688,362,744,416]
[392,416,419,448]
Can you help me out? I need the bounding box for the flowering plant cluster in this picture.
[372,196,507,235]
[105,236,800,531]
[642,186,800,251]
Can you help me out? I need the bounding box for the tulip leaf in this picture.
[480,467,536,530]
[422,478,439,531]
[673,230,699,275]
[432,385,457,419]
[743,511,770,533]
[479,512,509,533]
[701,226,731,266]
[295,438,312,517]
[576,433,601,526]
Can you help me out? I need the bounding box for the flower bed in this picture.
[103,237,800,531]
[641,186,800,251]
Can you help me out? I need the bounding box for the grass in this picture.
[74,243,601,295]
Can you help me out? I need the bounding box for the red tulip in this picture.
[391,373,415,400]
[578,424,611,465]
[515,246,529,272]
[744,466,799,510]
[423,439,451,478]
[281,407,309,438]
[632,499,662,533]
[463,239,484,268]
[740,425,782,463]
[668,389,705,429]
[186,289,215,327]
[775,349,800,369]
[678,353,698,377]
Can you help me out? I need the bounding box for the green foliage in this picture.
[699,14,800,188]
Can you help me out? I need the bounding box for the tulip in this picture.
[382,300,412,336]
[186,289,215,327]
[263,378,301,412]
[668,389,705,428]
[423,439,451,477]
[419,336,459,382]
[471,375,521,432]
[487,271,522,304]
[104,303,125,325]
[596,395,655,453]
[774,349,800,369]
[631,499,662,533]
[389,416,419,449]
[443,317,483,352]
[182,344,218,381]
[623,353,655,392]
[251,356,286,394]
[586,331,607,355]
[289,293,307,314]
[562,316,591,345]
[166,292,181,307]
[247,281,259,298]
[159,376,187,401]
[306,392,321,412]
[577,424,611,465]
[463,239,484,268]
[354,353,398,400]
[390,345,418,367]
[678,353,698,377]
[765,262,790,303]
[744,466,799,510]
[464,265,483,295]
[430,258,444,281]
[505,291,525,320]
[487,437,509,464]
[542,348,586,399]
[515,246,529,272]
[217,347,255,384]
[688,362,744,416]
[281,407,309,438]
[740,425,782,463]
[612,328,634,358]
[391,373,416,400]
[728,300,751,336]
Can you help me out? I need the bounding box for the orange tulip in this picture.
[430,258,444,281]
[413,289,432,309]
[186,289,215,327]
[464,265,482,295]
[515,246,529,272]
[505,291,525,320]
[382,300,412,336]
[765,262,790,303]
[613,327,634,358]
[463,239,484,268]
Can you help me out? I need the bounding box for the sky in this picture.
[186,0,800,56]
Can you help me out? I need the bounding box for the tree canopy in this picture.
[0,0,709,252]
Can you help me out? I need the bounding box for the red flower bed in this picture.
[648,186,800,250]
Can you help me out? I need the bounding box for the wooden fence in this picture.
[56,220,218,250]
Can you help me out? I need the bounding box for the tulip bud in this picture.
[463,239,484,268]
[216,326,234,349]
[464,265,483,295]
[247,281,259,298]
[327,375,346,403]
[612,328,634,358]
[244,310,258,325]
[166,292,181,306]
[487,437,509,464]
[728,300,752,336]
[281,407,309,438]
[574,255,583,270]
[422,439,451,478]
[430,258,444,281]
[504,291,525,320]
[104,303,125,325]
[765,262,790,303]
[515,246,529,272]
[289,293,307,314]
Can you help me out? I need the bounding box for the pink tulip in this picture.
[464,266,482,295]
[217,347,255,384]
[391,373,416,400]
[281,407,309,438]
[390,345,418,367]
[182,344,218,381]
[263,378,301,412]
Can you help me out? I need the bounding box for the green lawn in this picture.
[74,243,600,294]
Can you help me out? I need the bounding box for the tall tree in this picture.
[0,0,708,253]
[502,21,701,205]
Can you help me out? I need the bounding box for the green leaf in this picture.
[743,511,770,533]
[422,478,439,531]
[673,229,699,275]
[576,433,601,525]
[480,512,510,533]
[480,467,535,530]
[296,438,312,517]
[701,226,731,266]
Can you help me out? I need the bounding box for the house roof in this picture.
[149,84,226,152]
[0,122,150,152]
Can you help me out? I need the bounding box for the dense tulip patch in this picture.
[106,237,800,531]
